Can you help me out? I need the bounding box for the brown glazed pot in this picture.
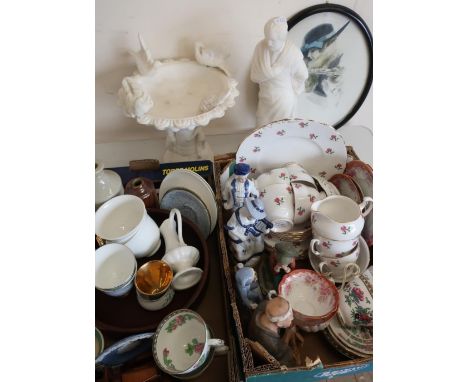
[124,177,158,208]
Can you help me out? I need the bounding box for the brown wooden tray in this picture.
[95,208,210,334]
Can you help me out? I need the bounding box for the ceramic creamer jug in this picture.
[160,209,202,290]
[311,195,373,241]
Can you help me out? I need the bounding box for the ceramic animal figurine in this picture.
[225,197,273,262]
[248,294,299,367]
[222,163,259,210]
[235,263,264,309]
[194,41,230,75]
[250,16,308,128]
[273,242,298,274]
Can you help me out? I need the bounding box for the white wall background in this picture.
[96,0,373,164]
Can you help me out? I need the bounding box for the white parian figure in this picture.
[225,197,272,262]
[222,163,259,210]
[251,16,308,128]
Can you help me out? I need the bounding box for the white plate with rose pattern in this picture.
[236,119,347,179]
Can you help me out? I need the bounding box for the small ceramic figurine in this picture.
[273,242,298,274]
[225,197,273,262]
[235,263,264,310]
[250,16,308,128]
[222,163,259,210]
[248,294,300,366]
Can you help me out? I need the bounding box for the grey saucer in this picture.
[160,189,211,239]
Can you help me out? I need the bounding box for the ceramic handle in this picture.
[310,239,321,256]
[359,197,373,218]
[318,262,335,284]
[340,263,361,289]
[173,208,186,246]
[208,338,225,348]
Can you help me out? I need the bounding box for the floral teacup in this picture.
[310,234,360,258]
[337,273,373,327]
[152,309,227,376]
[260,183,294,232]
[292,182,321,225]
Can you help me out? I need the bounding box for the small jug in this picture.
[311,195,373,241]
[160,209,203,290]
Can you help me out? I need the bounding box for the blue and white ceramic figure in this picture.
[222,163,259,210]
[235,263,264,309]
[225,197,272,262]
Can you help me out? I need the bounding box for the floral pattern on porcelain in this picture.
[340,225,352,235]
[185,338,205,356]
[297,206,305,216]
[165,313,195,333]
[276,129,286,136]
[274,197,285,206]
[163,348,176,370]
[330,134,339,141]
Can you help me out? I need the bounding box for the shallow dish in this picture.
[278,269,339,332]
[160,189,211,239]
[95,332,154,367]
[345,160,373,246]
[159,169,217,234]
[309,236,370,283]
[338,272,373,327]
[236,119,347,180]
[95,327,105,359]
[327,315,373,356]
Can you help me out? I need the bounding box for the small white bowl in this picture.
[95,243,137,297]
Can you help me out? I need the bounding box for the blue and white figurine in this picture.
[222,163,259,210]
[235,263,264,309]
[225,197,272,262]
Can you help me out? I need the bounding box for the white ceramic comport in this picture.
[160,209,203,291]
[95,195,161,258]
[153,309,227,377]
[278,269,339,332]
[311,195,373,241]
[95,243,137,297]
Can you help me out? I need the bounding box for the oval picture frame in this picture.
[288,3,373,129]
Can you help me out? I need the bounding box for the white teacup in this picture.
[260,183,294,232]
[95,195,161,258]
[309,245,360,281]
[95,243,137,297]
[310,234,360,258]
[292,182,321,225]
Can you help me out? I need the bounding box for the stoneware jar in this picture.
[125,177,157,208]
[95,161,124,210]
[95,195,161,258]
[311,195,373,241]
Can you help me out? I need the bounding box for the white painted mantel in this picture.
[96,0,373,167]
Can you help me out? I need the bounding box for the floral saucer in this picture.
[326,315,373,356]
[328,173,363,204]
[308,236,370,283]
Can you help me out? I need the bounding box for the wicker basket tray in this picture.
[213,148,373,381]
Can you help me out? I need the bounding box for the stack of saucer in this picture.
[159,169,217,239]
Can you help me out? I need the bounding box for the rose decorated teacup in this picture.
[135,260,174,311]
[285,163,315,184]
[278,269,339,332]
[311,196,373,241]
[255,168,290,191]
[95,195,161,258]
[95,243,137,297]
[310,234,360,258]
[152,309,228,377]
[260,183,294,232]
[291,182,321,225]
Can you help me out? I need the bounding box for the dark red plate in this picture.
[95,208,210,334]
